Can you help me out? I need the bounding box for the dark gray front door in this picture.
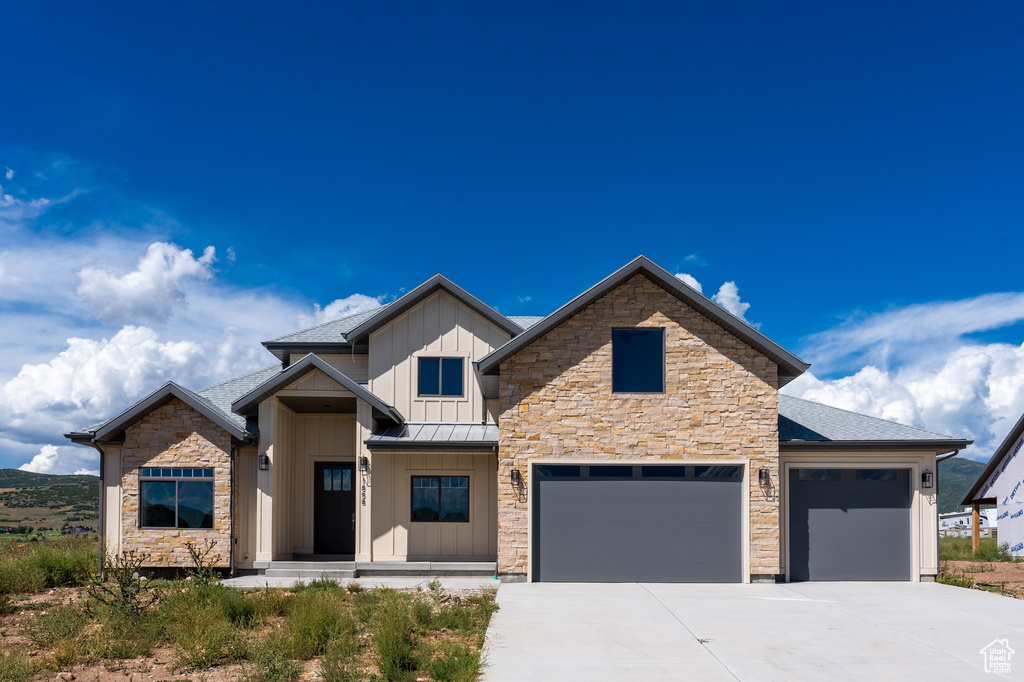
[315,462,356,555]
[532,464,743,582]
[788,468,911,581]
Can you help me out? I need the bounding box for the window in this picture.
[418,357,464,397]
[411,476,469,522]
[140,468,214,529]
[323,467,352,491]
[612,328,664,393]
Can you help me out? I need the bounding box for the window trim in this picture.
[410,475,470,523]
[611,327,666,394]
[414,353,468,399]
[139,467,215,530]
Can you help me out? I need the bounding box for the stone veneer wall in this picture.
[497,275,780,578]
[121,398,232,567]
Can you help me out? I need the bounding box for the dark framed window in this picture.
[411,476,469,522]
[612,328,665,393]
[418,357,464,397]
[140,467,214,529]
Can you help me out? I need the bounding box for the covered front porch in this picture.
[230,355,499,572]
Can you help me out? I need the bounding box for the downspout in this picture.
[91,439,107,577]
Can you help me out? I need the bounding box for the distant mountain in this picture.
[938,456,987,514]
[0,468,99,530]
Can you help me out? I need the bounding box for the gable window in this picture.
[418,357,464,397]
[612,328,665,393]
[411,476,469,522]
[139,467,214,529]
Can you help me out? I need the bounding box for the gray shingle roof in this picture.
[265,305,389,344]
[196,365,284,430]
[366,422,499,449]
[779,395,966,444]
[507,316,544,328]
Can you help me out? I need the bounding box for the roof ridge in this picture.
[780,394,956,439]
[265,302,390,343]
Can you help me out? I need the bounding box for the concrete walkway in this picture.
[481,582,1024,681]
[222,573,501,591]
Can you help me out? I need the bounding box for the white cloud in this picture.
[19,444,98,476]
[306,293,383,326]
[4,167,13,181]
[675,272,703,293]
[76,242,217,323]
[518,295,532,303]
[785,293,1024,461]
[712,281,751,321]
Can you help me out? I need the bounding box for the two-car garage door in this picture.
[532,464,743,582]
[530,463,913,583]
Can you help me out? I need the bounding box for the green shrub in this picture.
[427,643,480,682]
[292,576,342,594]
[939,536,1016,562]
[285,590,352,659]
[33,541,95,587]
[88,549,156,616]
[411,600,432,628]
[95,610,164,659]
[170,603,247,670]
[353,590,381,624]
[251,586,290,623]
[185,539,222,588]
[938,568,975,588]
[242,635,302,682]
[0,645,33,682]
[22,604,88,648]
[373,591,417,680]
[319,629,361,682]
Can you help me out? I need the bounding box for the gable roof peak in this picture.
[476,255,810,386]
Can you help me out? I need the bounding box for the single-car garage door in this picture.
[532,463,743,582]
[788,468,911,581]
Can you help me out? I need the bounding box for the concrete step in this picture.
[265,568,357,579]
[356,561,497,577]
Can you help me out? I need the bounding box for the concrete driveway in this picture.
[480,582,1024,681]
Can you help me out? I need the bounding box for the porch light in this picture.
[359,456,369,474]
[922,470,933,489]
[758,469,770,485]
[510,469,522,486]
[258,454,269,471]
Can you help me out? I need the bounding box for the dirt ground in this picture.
[943,560,1024,598]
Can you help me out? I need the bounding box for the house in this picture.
[66,256,971,583]
[938,509,996,538]
[960,411,1024,557]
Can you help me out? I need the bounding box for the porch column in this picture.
[355,399,373,562]
[255,397,277,561]
[972,500,981,554]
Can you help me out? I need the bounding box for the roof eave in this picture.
[477,255,809,384]
[344,274,522,344]
[781,439,972,452]
[960,411,1024,504]
[231,353,404,425]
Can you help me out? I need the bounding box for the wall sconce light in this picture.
[922,470,934,489]
[758,469,770,485]
[359,456,369,474]
[258,454,269,471]
[510,469,522,486]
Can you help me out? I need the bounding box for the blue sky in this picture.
[2,1,1023,473]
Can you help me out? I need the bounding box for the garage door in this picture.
[788,468,911,581]
[532,464,743,582]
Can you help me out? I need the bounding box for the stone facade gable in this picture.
[497,274,780,577]
[121,398,232,567]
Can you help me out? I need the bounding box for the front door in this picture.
[314,462,356,555]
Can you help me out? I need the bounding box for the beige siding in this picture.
[291,414,357,554]
[102,445,122,556]
[235,446,258,568]
[368,291,511,422]
[290,353,368,382]
[370,451,497,561]
[779,450,939,581]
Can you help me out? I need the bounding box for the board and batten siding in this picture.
[368,291,512,423]
[369,451,497,561]
[235,446,258,568]
[291,414,357,554]
[289,353,369,382]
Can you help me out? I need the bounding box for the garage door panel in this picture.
[789,469,911,582]
[534,473,742,583]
